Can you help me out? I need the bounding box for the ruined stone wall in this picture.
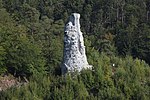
[61,13,92,74]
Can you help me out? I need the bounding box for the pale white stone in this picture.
[61,13,92,74]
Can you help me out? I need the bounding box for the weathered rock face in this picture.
[61,13,92,74]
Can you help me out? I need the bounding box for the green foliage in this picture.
[2,0,150,64]
[0,46,6,74]
[0,6,45,76]
[1,52,149,100]
[5,34,46,76]
[0,0,150,100]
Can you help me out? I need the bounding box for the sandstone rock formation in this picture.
[61,13,92,74]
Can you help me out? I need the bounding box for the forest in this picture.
[0,0,150,99]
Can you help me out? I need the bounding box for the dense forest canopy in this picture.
[0,0,150,100]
